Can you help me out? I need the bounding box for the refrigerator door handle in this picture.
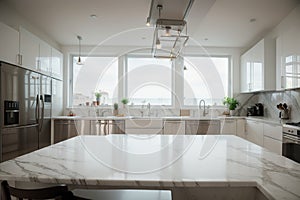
[35,94,39,124]
[39,95,45,132]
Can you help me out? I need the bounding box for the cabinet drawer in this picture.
[126,128,162,134]
[263,123,282,141]
[125,119,163,129]
[263,136,282,155]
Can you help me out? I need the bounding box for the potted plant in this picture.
[121,98,129,108]
[223,97,239,116]
[95,92,101,106]
[113,103,118,116]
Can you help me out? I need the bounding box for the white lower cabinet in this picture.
[125,119,163,134]
[246,120,264,146]
[236,119,246,139]
[163,120,185,135]
[220,119,236,135]
[263,123,282,155]
[263,136,282,155]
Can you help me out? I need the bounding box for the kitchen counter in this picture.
[0,135,299,200]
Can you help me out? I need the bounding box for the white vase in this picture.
[229,110,234,116]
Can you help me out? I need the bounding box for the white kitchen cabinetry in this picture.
[240,38,276,93]
[51,48,63,80]
[19,27,40,71]
[163,120,185,135]
[236,119,246,139]
[39,40,52,75]
[19,27,52,75]
[276,24,300,89]
[263,123,282,155]
[0,22,19,65]
[220,119,236,135]
[246,120,264,146]
[185,120,220,135]
[125,119,163,134]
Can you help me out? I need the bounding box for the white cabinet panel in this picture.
[163,121,185,135]
[220,119,236,135]
[39,40,51,75]
[246,120,263,146]
[263,136,282,155]
[51,48,63,80]
[19,27,39,71]
[126,129,162,134]
[263,123,282,141]
[0,22,19,65]
[240,38,275,93]
[236,119,246,139]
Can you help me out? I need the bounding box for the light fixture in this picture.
[146,17,150,26]
[77,35,83,65]
[146,1,194,59]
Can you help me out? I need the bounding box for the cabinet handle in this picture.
[17,54,23,65]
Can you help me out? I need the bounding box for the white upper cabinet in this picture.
[51,48,63,80]
[276,24,300,89]
[19,27,52,75]
[38,40,52,75]
[19,27,40,71]
[240,38,276,93]
[0,22,19,65]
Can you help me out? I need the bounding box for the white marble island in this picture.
[0,135,299,200]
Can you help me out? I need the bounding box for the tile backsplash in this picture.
[235,89,300,122]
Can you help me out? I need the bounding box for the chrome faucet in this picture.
[147,103,151,117]
[199,99,207,117]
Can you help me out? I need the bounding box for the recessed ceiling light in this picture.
[90,14,97,19]
[249,18,256,23]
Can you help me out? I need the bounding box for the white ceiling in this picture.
[3,0,300,48]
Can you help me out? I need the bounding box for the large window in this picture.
[184,56,229,106]
[72,56,118,106]
[70,55,230,107]
[127,57,172,105]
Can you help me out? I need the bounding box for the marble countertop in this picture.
[0,135,299,199]
[51,116,221,121]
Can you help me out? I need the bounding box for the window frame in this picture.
[182,54,231,107]
[125,54,174,107]
[68,54,232,108]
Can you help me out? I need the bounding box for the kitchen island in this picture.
[0,135,299,200]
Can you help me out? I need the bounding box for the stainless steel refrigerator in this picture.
[0,62,53,162]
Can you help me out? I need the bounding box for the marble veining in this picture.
[0,135,299,200]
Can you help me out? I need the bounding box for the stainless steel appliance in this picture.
[282,122,300,163]
[247,103,264,116]
[0,62,53,162]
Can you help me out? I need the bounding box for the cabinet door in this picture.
[185,121,199,135]
[76,120,91,135]
[263,136,282,155]
[163,121,185,135]
[246,120,263,146]
[220,120,236,135]
[51,48,63,80]
[236,119,246,139]
[39,40,51,75]
[0,22,19,65]
[19,27,39,70]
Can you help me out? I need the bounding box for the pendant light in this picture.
[77,35,83,65]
